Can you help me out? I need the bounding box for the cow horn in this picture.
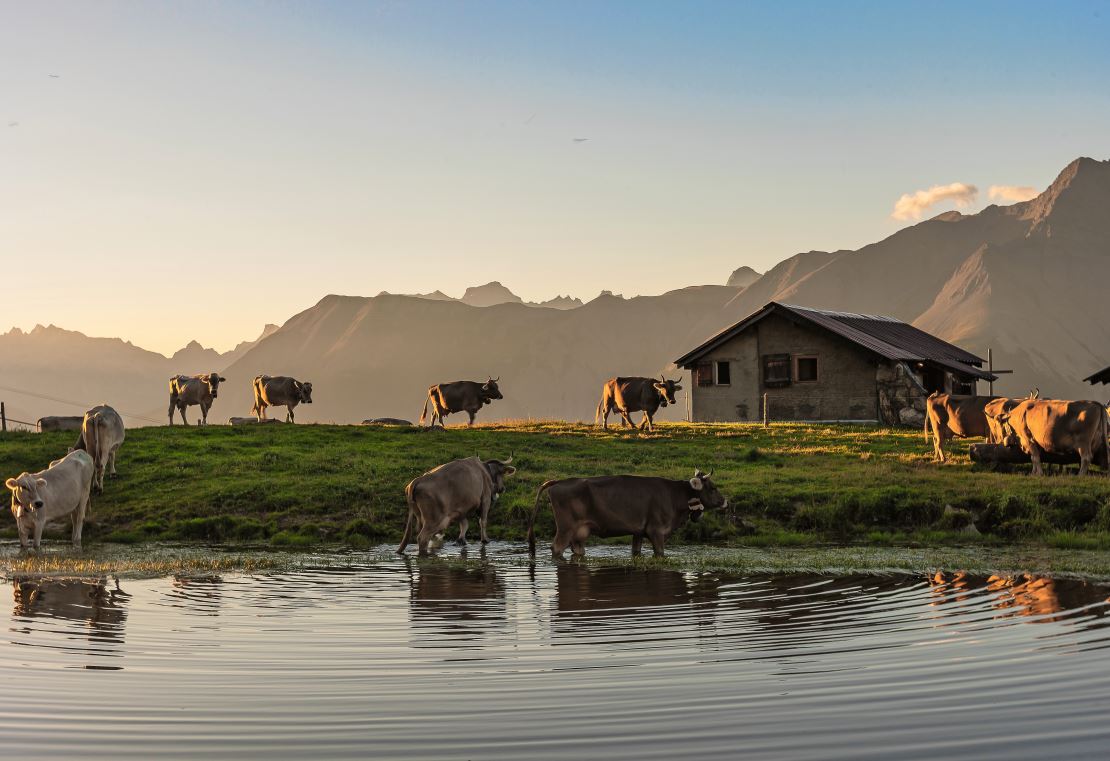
[497,452,514,465]
[492,376,499,383]
[705,469,714,479]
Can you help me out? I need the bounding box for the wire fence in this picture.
[0,382,165,429]
[760,393,881,425]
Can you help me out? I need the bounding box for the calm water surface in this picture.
[3,545,1109,760]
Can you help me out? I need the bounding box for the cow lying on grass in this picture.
[528,469,727,558]
[6,449,95,550]
[398,455,517,556]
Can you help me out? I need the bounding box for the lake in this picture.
[3,545,1109,759]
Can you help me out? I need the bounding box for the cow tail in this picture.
[595,397,605,426]
[923,407,931,443]
[527,480,556,557]
[168,378,179,423]
[419,394,431,427]
[89,416,102,489]
[397,480,417,554]
[252,376,264,419]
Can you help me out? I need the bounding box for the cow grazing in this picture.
[595,375,682,432]
[528,469,727,559]
[398,455,517,556]
[983,390,1040,445]
[73,405,125,493]
[252,375,313,423]
[419,377,503,428]
[924,393,994,462]
[168,373,226,425]
[5,449,95,549]
[991,399,1110,476]
[36,416,84,433]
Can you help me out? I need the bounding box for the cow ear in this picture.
[35,478,47,488]
[219,376,227,383]
[689,477,703,491]
[5,477,18,491]
[673,384,682,392]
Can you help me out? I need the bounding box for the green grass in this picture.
[3,421,1110,550]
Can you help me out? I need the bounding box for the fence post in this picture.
[762,393,768,427]
[1,402,6,433]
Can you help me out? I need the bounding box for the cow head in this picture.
[5,474,47,520]
[481,376,503,402]
[297,381,314,404]
[687,468,727,521]
[206,373,227,398]
[481,454,516,499]
[653,375,682,408]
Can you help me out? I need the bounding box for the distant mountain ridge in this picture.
[3,156,1106,425]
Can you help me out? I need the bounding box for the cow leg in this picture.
[570,540,586,557]
[72,492,89,549]
[16,520,29,550]
[32,517,46,550]
[478,503,491,544]
[467,410,476,426]
[418,515,452,556]
[1028,443,1044,476]
[180,406,190,426]
[287,406,295,423]
[619,409,634,428]
[551,528,574,559]
[1077,446,1092,477]
[200,402,209,426]
[639,411,654,432]
[631,535,643,557]
[455,517,469,546]
[109,446,119,476]
[648,532,666,558]
[934,425,948,463]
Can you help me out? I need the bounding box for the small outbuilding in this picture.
[673,302,995,425]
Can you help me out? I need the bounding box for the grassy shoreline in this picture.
[2,422,1110,556]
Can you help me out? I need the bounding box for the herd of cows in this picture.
[6,374,1109,556]
[925,391,1110,476]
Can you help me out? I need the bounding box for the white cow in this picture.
[74,405,126,492]
[5,449,95,550]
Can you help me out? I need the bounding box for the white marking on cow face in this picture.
[299,382,313,404]
[6,475,46,519]
[206,373,225,398]
[654,379,680,406]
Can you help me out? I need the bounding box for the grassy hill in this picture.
[3,422,1110,549]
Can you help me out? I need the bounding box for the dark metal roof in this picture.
[674,302,996,381]
[1085,366,1110,385]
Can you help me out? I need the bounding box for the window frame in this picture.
[794,354,819,384]
[714,360,731,386]
[762,353,792,388]
[695,361,715,387]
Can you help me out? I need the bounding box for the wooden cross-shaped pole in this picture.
[987,348,1014,397]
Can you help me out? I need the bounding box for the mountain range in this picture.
[3,156,1107,426]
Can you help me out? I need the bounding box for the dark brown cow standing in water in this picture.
[528,469,727,558]
[924,393,994,462]
[168,373,226,426]
[419,378,503,428]
[595,376,681,432]
[398,455,517,556]
[252,375,313,423]
[991,398,1110,476]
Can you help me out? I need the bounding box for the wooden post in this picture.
[762,393,769,427]
[988,348,994,397]
[1,402,6,433]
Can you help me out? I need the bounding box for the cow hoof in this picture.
[453,538,467,547]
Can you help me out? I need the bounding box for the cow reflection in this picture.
[408,563,507,647]
[927,572,1109,623]
[553,563,721,638]
[11,576,129,645]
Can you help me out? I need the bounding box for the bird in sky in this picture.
[7,122,17,127]
[572,137,588,142]
[48,74,60,78]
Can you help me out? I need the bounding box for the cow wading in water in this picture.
[528,469,727,558]
[6,449,95,550]
[595,375,682,432]
[252,375,313,423]
[398,455,517,556]
[419,377,503,428]
[168,373,226,425]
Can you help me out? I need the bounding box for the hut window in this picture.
[763,354,791,387]
[695,362,714,387]
[795,355,819,383]
[715,361,731,386]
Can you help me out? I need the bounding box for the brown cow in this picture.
[419,378,503,428]
[991,399,1110,476]
[528,469,727,558]
[924,393,994,462]
[595,375,682,432]
[5,449,95,550]
[252,375,313,423]
[398,455,517,556]
[73,405,125,493]
[983,390,1040,445]
[168,373,226,426]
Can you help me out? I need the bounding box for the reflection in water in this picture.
[10,575,129,650]
[2,558,1110,760]
[407,561,507,647]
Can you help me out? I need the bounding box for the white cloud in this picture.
[988,185,1039,203]
[891,182,979,221]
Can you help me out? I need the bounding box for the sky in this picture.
[2,1,1109,355]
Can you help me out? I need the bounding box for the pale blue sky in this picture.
[2,1,1109,353]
